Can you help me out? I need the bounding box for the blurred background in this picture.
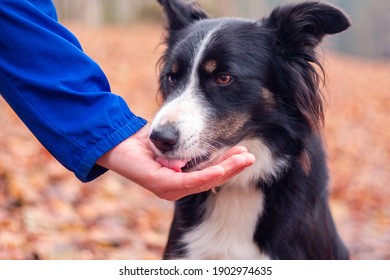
[0,0,389,259]
[52,0,390,59]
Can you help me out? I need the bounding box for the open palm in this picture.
[98,125,255,201]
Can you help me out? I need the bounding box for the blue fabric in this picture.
[0,0,147,182]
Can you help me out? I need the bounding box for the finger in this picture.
[182,152,254,190]
[158,152,255,200]
[180,165,226,190]
[218,152,255,172]
[222,146,249,159]
[166,164,249,200]
[211,146,248,165]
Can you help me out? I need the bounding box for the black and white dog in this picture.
[150,0,350,259]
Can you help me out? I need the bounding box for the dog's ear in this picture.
[263,2,350,131]
[263,2,350,55]
[157,0,208,31]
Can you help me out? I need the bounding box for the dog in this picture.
[149,0,350,259]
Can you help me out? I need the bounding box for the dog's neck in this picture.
[222,138,288,190]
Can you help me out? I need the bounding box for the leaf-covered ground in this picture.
[0,23,389,259]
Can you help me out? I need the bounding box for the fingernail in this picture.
[246,153,256,165]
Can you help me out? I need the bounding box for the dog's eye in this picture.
[215,75,234,85]
[168,74,177,85]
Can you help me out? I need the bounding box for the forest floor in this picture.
[0,23,389,259]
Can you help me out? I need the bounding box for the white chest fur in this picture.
[179,138,284,260]
[181,185,268,259]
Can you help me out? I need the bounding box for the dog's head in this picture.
[150,0,350,175]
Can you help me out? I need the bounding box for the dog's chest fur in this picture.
[181,186,268,259]
[179,139,276,260]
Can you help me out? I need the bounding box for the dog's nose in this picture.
[150,123,179,152]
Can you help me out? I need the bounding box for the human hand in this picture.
[97,125,255,201]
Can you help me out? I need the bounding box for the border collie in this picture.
[150,0,350,259]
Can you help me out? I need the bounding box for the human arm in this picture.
[0,0,146,182]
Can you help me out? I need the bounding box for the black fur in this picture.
[154,0,350,259]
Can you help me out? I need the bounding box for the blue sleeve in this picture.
[0,0,147,182]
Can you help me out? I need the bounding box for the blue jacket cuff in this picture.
[75,116,147,182]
